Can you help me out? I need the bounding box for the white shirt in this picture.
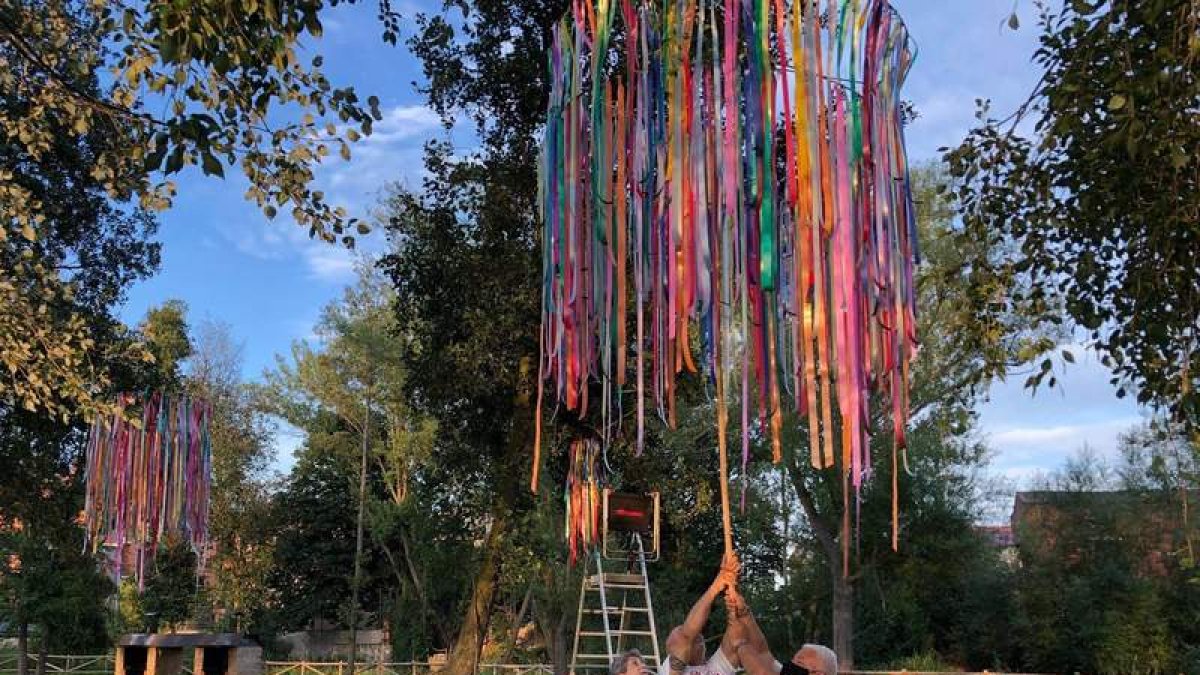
[658,648,737,675]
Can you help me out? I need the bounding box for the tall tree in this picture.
[142,299,192,386]
[187,320,275,634]
[780,164,1046,667]
[946,0,1200,426]
[0,0,391,419]
[263,263,433,654]
[382,1,566,670]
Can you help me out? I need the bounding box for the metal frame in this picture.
[601,490,659,562]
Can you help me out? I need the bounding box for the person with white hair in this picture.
[725,587,838,675]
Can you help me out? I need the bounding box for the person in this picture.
[659,552,745,675]
[610,649,654,675]
[724,587,838,675]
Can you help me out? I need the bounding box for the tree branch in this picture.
[0,20,164,129]
[784,460,839,563]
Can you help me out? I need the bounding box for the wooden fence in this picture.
[0,655,116,675]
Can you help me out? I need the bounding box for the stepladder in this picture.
[570,530,661,675]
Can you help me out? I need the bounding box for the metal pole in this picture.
[349,393,372,675]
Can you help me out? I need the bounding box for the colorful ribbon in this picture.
[564,438,605,565]
[535,0,917,549]
[82,392,212,586]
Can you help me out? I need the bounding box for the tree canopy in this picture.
[947,0,1200,426]
[0,0,392,420]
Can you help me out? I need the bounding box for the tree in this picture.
[772,164,1045,668]
[393,0,1042,665]
[0,433,114,673]
[1,0,392,419]
[263,263,437,660]
[268,419,370,631]
[946,0,1200,427]
[141,538,199,633]
[381,0,567,669]
[1,277,171,673]
[142,299,193,386]
[1011,437,1200,674]
[0,0,161,421]
[187,320,276,634]
[380,139,543,675]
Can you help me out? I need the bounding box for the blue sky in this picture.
[118,0,1145,492]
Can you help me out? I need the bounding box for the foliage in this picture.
[0,2,161,421]
[946,0,1200,426]
[116,577,144,635]
[141,538,199,632]
[0,413,114,652]
[262,264,437,639]
[378,0,565,669]
[188,320,276,633]
[267,415,378,630]
[0,0,392,240]
[1012,434,1200,674]
[141,299,193,386]
[772,163,1042,667]
[0,0,395,419]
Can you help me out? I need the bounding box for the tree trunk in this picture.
[549,615,570,675]
[510,585,533,648]
[443,513,509,675]
[16,619,28,675]
[830,572,853,672]
[785,461,854,670]
[399,527,450,646]
[34,627,47,675]
[442,356,534,675]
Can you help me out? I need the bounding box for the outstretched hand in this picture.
[711,551,740,594]
[724,586,749,619]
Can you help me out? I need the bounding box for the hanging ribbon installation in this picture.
[83,392,213,585]
[535,0,918,553]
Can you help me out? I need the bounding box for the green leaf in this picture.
[1107,94,1127,111]
[165,146,185,174]
[356,222,370,235]
[201,152,224,178]
[145,136,169,171]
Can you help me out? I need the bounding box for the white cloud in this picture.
[984,416,1147,487]
[324,104,441,202]
[212,103,441,283]
[977,340,1149,488]
[304,242,358,282]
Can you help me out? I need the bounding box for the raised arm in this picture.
[665,554,740,666]
[725,587,771,658]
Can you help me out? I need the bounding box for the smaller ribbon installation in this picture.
[82,392,212,586]
[565,438,606,566]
